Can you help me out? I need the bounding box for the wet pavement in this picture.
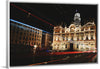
[29,52,97,66]
[10,46,97,66]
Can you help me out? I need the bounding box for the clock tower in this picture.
[74,10,81,27]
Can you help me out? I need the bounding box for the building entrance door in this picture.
[70,43,73,51]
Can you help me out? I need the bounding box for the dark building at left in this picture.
[10,19,53,48]
[10,19,53,66]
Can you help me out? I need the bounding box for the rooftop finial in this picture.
[76,9,78,12]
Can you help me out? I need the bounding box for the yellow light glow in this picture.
[34,45,37,48]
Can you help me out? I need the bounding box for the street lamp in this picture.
[34,45,37,48]
[33,45,37,54]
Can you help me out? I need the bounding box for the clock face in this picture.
[75,13,80,17]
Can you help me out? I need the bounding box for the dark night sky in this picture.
[10,2,97,33]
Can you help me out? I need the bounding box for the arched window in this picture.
[81,28,84,31]
[77,44,78,48]
[66,37,68,40]
[86,35,88,40]
[91,27,94,30]
[77,37,79,40]
[66,44,67,48]
[70,25,75,32]
[91,35,93,39]
[81,36,83,40]
[71,37,73,40]
[91,26,95,30]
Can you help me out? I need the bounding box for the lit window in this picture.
[81,36,83,40]
[77,37,79,40]
[56,37,58,41]
[71,37,73,40]
[66,37,68,40]
[63,37,65,41]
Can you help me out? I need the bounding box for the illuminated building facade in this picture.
[52,12,96,51]
[10,19,52,48]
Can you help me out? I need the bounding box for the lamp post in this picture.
[33,45,37,54]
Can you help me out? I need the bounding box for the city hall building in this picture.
[52,12,96,51]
